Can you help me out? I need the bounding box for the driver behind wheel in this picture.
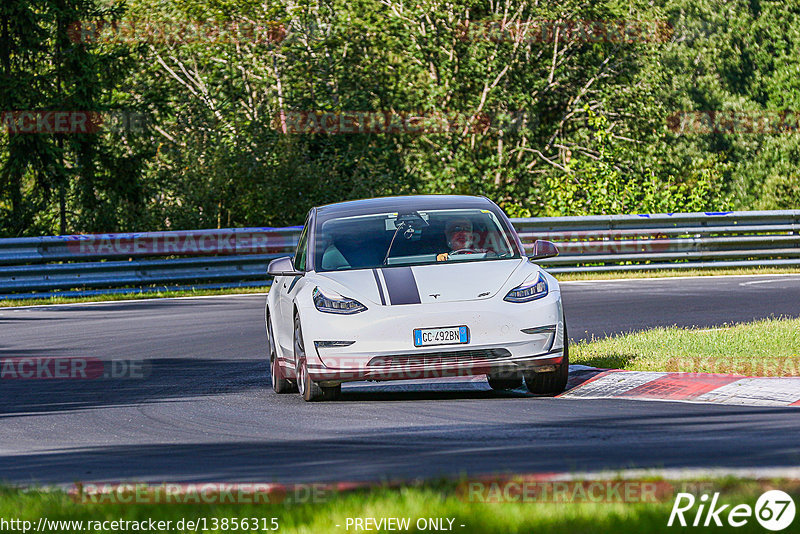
[437,217,479,261]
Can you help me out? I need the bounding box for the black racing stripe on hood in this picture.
[381,267,421,305]
[372,269,386,305]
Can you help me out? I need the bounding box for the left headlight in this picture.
[504,273,548,303]
[313,287,367,314]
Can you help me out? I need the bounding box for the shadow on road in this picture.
[3,403,800,485]
[0,358,266,417]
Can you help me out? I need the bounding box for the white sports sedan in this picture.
[266,195,568,401]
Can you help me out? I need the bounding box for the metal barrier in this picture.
[516,210,800,272]
[1,211,799,298]
[0,228,301,298]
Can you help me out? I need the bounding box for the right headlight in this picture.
[504,273,548,303]
[313,287,367,314]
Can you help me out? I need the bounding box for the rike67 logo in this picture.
[668,490,796,530]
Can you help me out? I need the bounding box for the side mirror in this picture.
[267,256,302,276]
[529,240,559,261]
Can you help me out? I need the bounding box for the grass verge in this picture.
[0,478,796,533]
[3,266,800,308]
[0,286,271,308]
[556,265,800,281]
[571,316,800,376]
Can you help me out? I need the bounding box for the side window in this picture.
[293,217,310,271]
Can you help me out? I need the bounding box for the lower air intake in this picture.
[367,348,512,368]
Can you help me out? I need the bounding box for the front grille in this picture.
[367,348,512,368]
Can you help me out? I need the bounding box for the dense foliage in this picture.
[1,0,798,235]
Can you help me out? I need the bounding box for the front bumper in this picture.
[299,290,565,384]
[309,347,565,383]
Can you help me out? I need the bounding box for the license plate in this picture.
[413,326,469,347]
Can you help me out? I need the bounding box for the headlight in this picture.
[504,273,548,303]
[313,287,367,314]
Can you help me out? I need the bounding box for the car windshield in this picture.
[314,208,519,271]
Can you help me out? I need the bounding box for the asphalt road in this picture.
[2,274,800,485]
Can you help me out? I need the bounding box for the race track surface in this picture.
[2,275,800,485]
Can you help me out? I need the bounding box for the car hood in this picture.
[315,258,531,305]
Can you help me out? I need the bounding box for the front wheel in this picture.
[268,312,296,393]
[524,319,569,395]
[487,374,523,390]
[295,316,339,401]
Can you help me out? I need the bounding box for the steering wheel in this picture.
[449,248,481,255]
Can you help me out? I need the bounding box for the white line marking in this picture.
[0,292,268,310]
[5,273,800,309]
[562,371,666,398]
[551,466,800,481]
[739,278,800,286]
[18,466,800,493]
[561,273,800,284]
[694,377,800,406]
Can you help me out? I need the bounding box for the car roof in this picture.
[315,195,498,219]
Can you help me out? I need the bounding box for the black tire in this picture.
[524,319,570,395]
[268,312,296,393]
[321,383,342,401]
[295,316,325,402]
[487,374,523,390]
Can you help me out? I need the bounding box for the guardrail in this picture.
[0,228,302,298]
[516,210,800,272]
[1,211,799,298]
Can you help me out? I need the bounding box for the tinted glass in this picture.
[314,208,519,272]
[293,218,309,271]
